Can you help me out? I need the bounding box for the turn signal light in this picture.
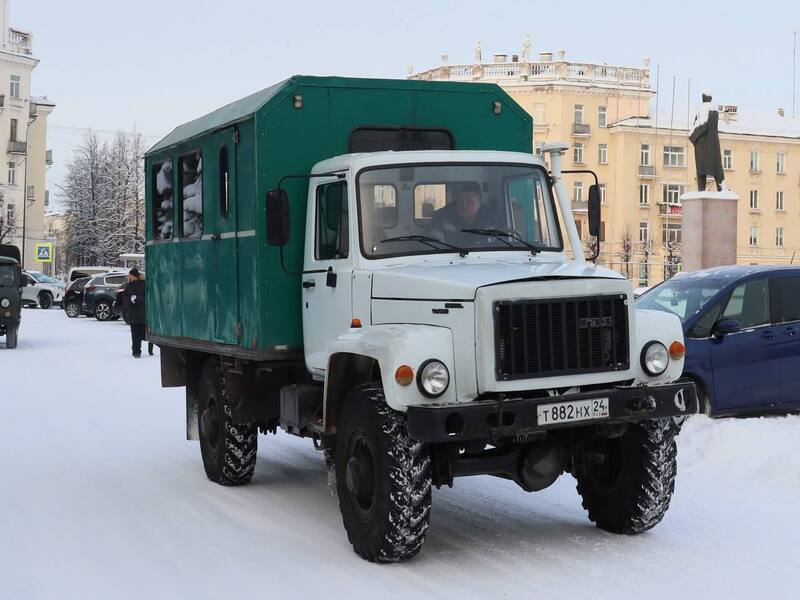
[395,365,414,386]
[669,341,686,359]
[350,318,362,328]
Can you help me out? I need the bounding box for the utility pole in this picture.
[794,30,798,119]
[20,103,37,269]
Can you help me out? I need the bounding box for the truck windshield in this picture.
[0,265,17,287]
[357,163,562,258]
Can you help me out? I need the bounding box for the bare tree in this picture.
[619,227,634,278]
[640,238,655,285]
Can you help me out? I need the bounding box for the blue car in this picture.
[636,265,800,417]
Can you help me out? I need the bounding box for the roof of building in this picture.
[610,112,800,139]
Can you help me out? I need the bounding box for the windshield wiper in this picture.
[381,235,469,257]
[461,228,543,255]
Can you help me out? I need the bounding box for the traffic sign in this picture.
[35,242,53,263]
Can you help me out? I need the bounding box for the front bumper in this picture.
[406,381,698,443]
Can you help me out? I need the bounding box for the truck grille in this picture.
[494,295,629,380]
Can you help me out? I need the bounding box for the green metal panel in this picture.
[146,76,532,356]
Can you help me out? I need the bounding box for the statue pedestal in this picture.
[680,190,739,272]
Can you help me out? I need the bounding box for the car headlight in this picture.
[417,359,450,398]
[641,341,669,376]
[0,298,9,308]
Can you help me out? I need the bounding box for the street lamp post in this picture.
[794,30,799,119]
[20,103,37,269]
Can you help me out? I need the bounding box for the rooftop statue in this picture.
[688,91,728,192]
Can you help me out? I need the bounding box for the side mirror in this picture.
[713,318,740,339]
[587,184,601,238]
[267,189,290,246]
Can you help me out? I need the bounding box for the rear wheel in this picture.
[198,359,258,485]
[336,383,432,562]
[38,292,53,310]
[574,418,679,534]
[64,301,80,318]
[6,325,18,349]
[94,300,112,321]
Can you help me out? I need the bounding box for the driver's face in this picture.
[456,191,482,225]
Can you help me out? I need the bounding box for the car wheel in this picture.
[6,325,18,349]
[38,292,53,310]
[94,301,112,321]
[64,302,80,318]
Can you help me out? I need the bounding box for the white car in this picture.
[21,271,65,309]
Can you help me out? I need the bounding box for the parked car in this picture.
[82,272,127,321]
[21,271,64,309]
[66,266,122,286]
[62,277,91,318]
[113,281,128,323]
[636,264,800,417]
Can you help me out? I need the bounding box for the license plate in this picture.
[537,397,609,425]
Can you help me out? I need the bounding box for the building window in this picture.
[598,143,608,164]
[573,143,584,164]
[598,183,607,204]
[638,262,648,287]
[7,161,15,185]
[723,149,733,170]
[573,181,583,202]
[777,152,785,174]
[179,151,203,239]
[776,227,785,248]
[663,223,682,244]
[750,226,759,246]
[535,143,543,156]
[750,189,759,210]
[662,184,684,205]
[574,104,584,125]
[532,103,548,125]
[639,184,650,206]
[750,150,760,172]
[9,75,20,99]
[663,146,685,167]
[10,118,17,142]
[639,221,649,242]
[598,106,607,127]
[599,221,606,242]
[776,191,784,211]
[640,144,650,166]
[6,203,15,227]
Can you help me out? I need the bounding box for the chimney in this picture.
[539,51,553,62]
[511,54,519,63]
[494,53,507,63]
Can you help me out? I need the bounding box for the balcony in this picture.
[45,150,53,165]
[658,203,682,217]
[7,140,27,154]
[572,123,591,136]
[638,165,656,178]
[571,200,588,213]
[7,28,33,55]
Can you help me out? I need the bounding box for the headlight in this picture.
[641,341,669,376]
[417,359,450,398]
[0,298,9,308]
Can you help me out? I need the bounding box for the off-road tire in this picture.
[94,300,112,321]
[575,418,679,534]
[336,383,432,562]
[198,359,257,485]
[64,301,80,318]
[38,292,53,310]
[5,325,18,349]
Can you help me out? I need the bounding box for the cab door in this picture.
[211,128,239,344]
[772,275,800,405]
[302,179,353,376]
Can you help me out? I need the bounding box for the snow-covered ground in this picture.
[1,310,798,599]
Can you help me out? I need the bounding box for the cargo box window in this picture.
[152,159,174,240]
[179,151,203,239]
[315,182,348,260]
[219,146,229,219]
[349,128,453,153]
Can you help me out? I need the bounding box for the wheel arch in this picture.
[324,352,381,434]
[681,372,712,415]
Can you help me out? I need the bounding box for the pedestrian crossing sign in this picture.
[35,242,53,263]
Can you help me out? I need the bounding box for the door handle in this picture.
[760,330,775,340]
[302,280,316,289]
[210,233,221,241]
[785,326,797,336]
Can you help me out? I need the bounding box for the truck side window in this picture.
[152,159,173,240]
[219,146,229,219]
[179,151,203,239]
[315,182,348,260]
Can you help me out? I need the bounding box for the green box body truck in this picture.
[146,76,697,562]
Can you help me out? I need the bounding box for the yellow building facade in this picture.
[410,48,800,285]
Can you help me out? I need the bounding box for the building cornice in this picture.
[0,49,38,68]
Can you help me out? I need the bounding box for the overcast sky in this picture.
[14,0,800,203]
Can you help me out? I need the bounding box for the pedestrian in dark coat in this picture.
[122,268,151,358]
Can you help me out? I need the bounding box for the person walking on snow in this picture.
[123,268,152,358]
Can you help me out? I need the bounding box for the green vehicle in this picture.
[0,244,25,349]
[147,76,697,562]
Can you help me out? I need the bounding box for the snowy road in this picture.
[1,310,799,599]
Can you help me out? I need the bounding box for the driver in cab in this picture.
[430,182,498,244]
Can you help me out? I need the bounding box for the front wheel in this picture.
[335,383,432,562]
[38,292,53,310]
[94,301,112,321]
[574,418,679,534]
[6,325,18,348]
[64,301,80,318]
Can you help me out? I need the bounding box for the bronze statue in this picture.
[689,91,727,192]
